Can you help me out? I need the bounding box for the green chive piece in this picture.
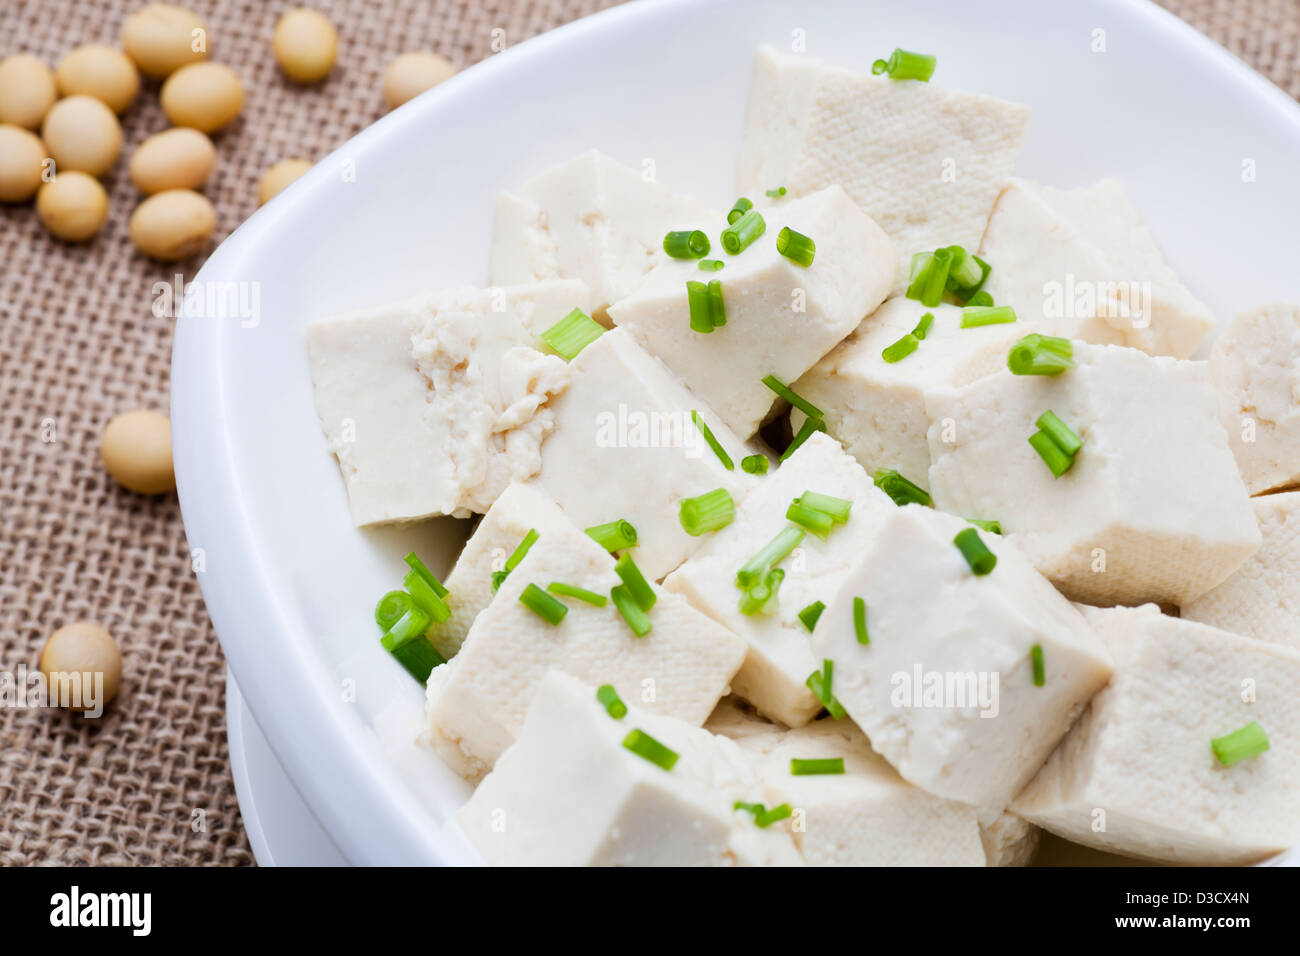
[698,258,725,271]
[404,569,452,624]
[1031,644,1045,687]
[548,581,609,607]
[1036,410,1083,457]
[1029,430,1074,478]
[765,186,787,198]
[622,729,678,770]
[736,526,804,588]
[721,209,766,255]
[679,487,735,536]
[967,518,1003,535]
[405,552,448,598]
[691,409,734,471]
[881,332,920,363]
[585,519,638,552]
[961,305,1017,328]
[873,468,932,507]
[379,605,429,651]
[375,590,414,632]
[786,499,834,538]
[727,197,753,225]
[663,229,710,259]
[912,311,935,341]
[791,757,845,776]
[611,584,652,637]
[965,289,995,308]
[505,529,539,572]
[614,552,656,611]
[775,226,816,267]
[734,800,765,816]
[781,415,826,462]
[1211,721,1270,767]
[1008,334,1075,376]
[755,803,793,827]
[519,582,567,625]
[805,659,846,719]
[597,684,627,719]
[687,280,714,334]
[853,596,869,645]
[953,527,997,576]
[762,374,823,420]
[381,609,444,683]
[871,48,936,81]
[946,246,983,290]
[798,600,825,633]
[708,279,726,327]
[906,248,951,307]
[739,567,785,616]
[490,570,508,592]
[540,307,604,361]
[798,491,852,524]
[741,453,769,475]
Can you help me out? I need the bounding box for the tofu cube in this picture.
[306,280,588,524]
[457,670,802,866]
[664,432,895,726]
[529,327,755,580]
[1181,491,1300,651]
[424,506,747,778]
[736,46,1030,265]
[791,298,1026,491]
[812,505,1113,817]
[1209,302,1300,494]
[926,342,1261,606]
[489,149,716,315]
[979,811,1041,867]
[1013,605,1300,864]
[980,178,1215,359]
[609,185,895,437]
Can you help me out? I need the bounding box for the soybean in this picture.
[382,52,456,110]
[40,622,123,713]
[129,188,216,260]
[55,44,141,114]
[272,8,339,84]
[130,127,215,194]
[0,125,48,203]
[258,158,312,205]
[101,410,176,494]
[122,3,209,79]
[160,62,243,133]
[0,54,57,129]
[37,171,109,241]
[42,95,123,178]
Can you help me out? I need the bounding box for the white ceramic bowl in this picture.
[172,0,1300,865]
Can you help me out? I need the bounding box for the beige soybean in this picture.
[102,409,175,493]
[122,3,209,79]
[40,621,123,712]
[0,54,57,129]
[130,127,215,194]
[0,125,48,203]
[56,44,141,114]
[383,52,456,110]
[42,95,123,178]
[37,172,109,241]
[129,188,216,260]
[160,62,243,133]
[258,158,312,205]
[273,8,339,84]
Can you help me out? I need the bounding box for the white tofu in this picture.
[489,150,715,315]
[926,342,1261,606]
[979,812,1041,867]
[664,433,895,726]
[812,505,1113,818]
[610,186,895,437]
[979,178,1215,359]
[424,507,746,778]
[1209,303,1300,494]
[736,46,1030,266]
[791,298,1026,491]
[1181,492,1300,650]
[529,328,755,580]
[1013,605,1300,864]
[306,280,588,524]
[457,670,802,866]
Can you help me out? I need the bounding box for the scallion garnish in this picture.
[853,595,869,645]
[548,581,609,607]
[679,487,735,536]
[708,279,726,327]
[611,584,652,637]
[721,209,766,255]
[1008,334,1074,376]
[787,499,835,538]
[799,491,852,524]
[540,307,604,361]
[691,409,734,471]
[755,803,793,827]
[762,374,823,420]
[1036,410,1083,457]
[687,280,714,334]
[585,519,638,552]
[946,246,983,290]
[776,226,815,267]
[597,684,627,719]
[506,529,539,572]
[765,186,787,198]
[912,311,935,340]
[739,567,785,616]
[961,305,1017,328]
[953,527,997,576]
[622,728,678,770]
[614,552,656,611]
[379,605,429,651]
[375,590,415,631]
[736,526,804,588]
[871,48,936,81]
[1028,431,1073,477]
[491,570,508,592]
[741,454,769,475]
[405,569,452,623]
[519,582,568,625]
[882,332,920,363]
[790,757,845,776]
[380,608,444,683]
[663,229,710,259]
[698,258,724,271]
[1031,644,1045,687]
[727,197,753,225]
[967,518,1002,535]
[405,552,449,598]
[905,248,952,307]
[781,415,825,461]
[872,468,932,507]
[798,600,825,632]
[1211,721,1270,767]
[805,659,846,718]
[965,289,995,307]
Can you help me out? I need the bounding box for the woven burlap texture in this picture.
[0,0,1296,866]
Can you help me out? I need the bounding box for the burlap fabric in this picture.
[0,0,1295,866]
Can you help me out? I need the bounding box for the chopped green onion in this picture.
[1031,644,1045,687]
[622,729,678,771]
[687,280,714,334]
[961,305,1017,328]
[912,311,935,340]
[872,468,932,507]
[614,552,656,611]
[853,596,869,645]
[597,684,627,719]
[737,526,804,588]
[585,519,638,552]
[762,375,823,420]
[906,248,951,307]
[698,258,724,271]
[491,570,508,591]
[787,499,834,538]
[727,197,753,225]
[798,491,851,524]
[1008,334,1074,376]
[405,552,448,598]
[540,307,604,360]
[946,246,983,290]
[781,416,826,462]
[790,757,845,776]
[1211,721,1270,767]
[1036,410,1083,458]
[765,186,787,198]
[519,582,567,625]
[380,605,430,651]
[380,610,444,683]
[721,209,766,255]
[755,803,793,827]
[871,48,936,81]
[739,568,785,616]
[776,226,816,267]
[798,600,825,633]
[404,569,452,623]
[548,581,609,607]
[611,584,652,637]
[691,409,734,471]
[505,529,539,572]
[741,454,769,475]
[375,590,414,632]
[663,229,710,259]
[967,518,1002,535]
[708,279,726,327]
[881,332,919,363]
[679,487,736,536]
[965,289,995,308]
[953,527,997,576]
[805,659,846,719]
[1029,430,1075,477]
[734,800,765,816]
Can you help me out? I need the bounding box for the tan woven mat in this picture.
[0,0,1296,867]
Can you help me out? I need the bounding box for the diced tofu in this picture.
[812,505,1113,818]
[1209,303,1300,494]
[791,298,1026,491]
[1013,605,1300,864]
[705,694,784,741]
[979,812,1041,867]
[457,670,802,866]
[979,178,1215,358]
[529,328,754,580]
[735,46,1030,266]
[1181,492,1300,650]
[609,186,895,437]
[424,507,747,778]
[663,432,894,726]
[926,342,1261,606]
[489,149,715,315]
[306,280,588,524]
